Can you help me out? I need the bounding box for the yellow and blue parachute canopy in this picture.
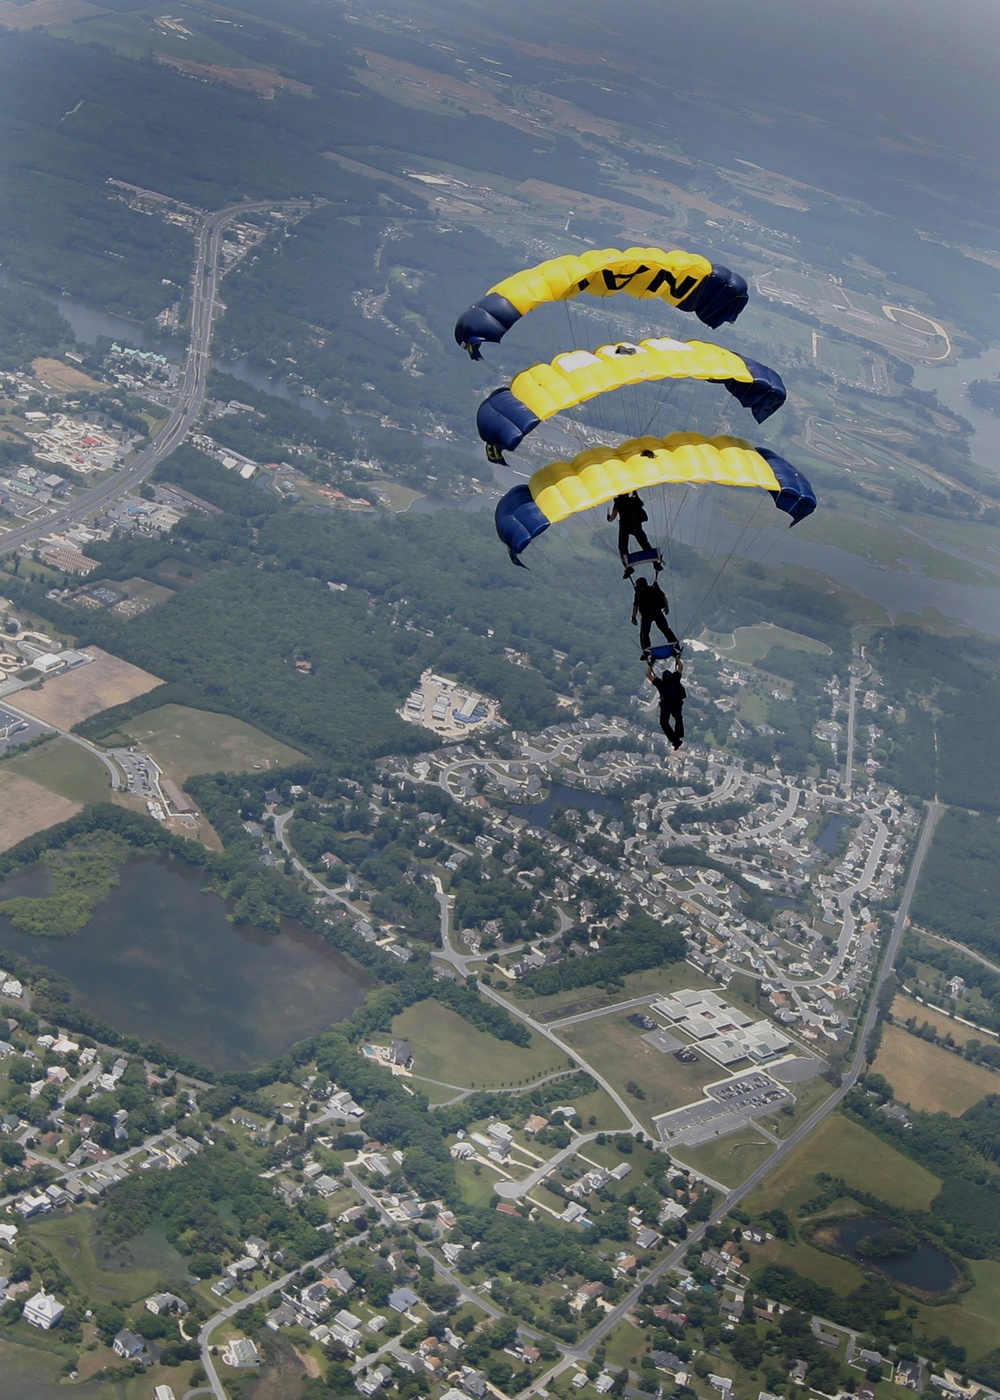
[456,247,748,358]
[477,337,785,459]
[495,433,815,563]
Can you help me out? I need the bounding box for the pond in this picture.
[823,1215,961,1294]
[504,780,624,829]
[0,856,375,1071]
[815,813,847,854]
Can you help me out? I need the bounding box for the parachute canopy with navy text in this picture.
[455,246,749,359]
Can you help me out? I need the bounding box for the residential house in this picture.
[388,1285,420,1314]
[113,1330,150,1363]
[356,1364,393,1396]
[896,1361,922,1391]
[146,1292,188,1316]
[23,1292,64,1329]
[224,1337,260,1368]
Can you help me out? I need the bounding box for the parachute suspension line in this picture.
[679,490,772,640]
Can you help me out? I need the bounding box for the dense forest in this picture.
[910,809,1000,960]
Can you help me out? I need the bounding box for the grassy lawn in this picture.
[757,1073,836,1138]
[568,1084,631,1132]
[453,1159,500,1208]
[703,622,832,662]
[29,1212,189,1305]
[392,1000,569,1088]
[512,962,715,1022]
[123,703,305,780]
[675,1128,777,1186]
[744,1112,941,1216]
[743,1234,867,1295]
[912,1257,1000,1362]
[874,1024,1000,1114]
[562,1014,719,1129]
[603,1319,647,1369]
[4,735,112,805]
[412,1076,467,1105]
[357,478,425,511]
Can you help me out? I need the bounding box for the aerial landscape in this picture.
[1,1,1000,1398]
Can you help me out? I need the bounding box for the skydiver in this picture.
[647,659,685,751]
[631,576,679,655]
[607,491,657,576]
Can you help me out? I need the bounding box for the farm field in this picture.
[873,1024,999,1114]
[675,1127,777,1186]
[744,1112,941,1215]
[0,768,80,852]
[122,703,305,780]
[3,735,112,805]
[13,647,162,728]
[891,993,982,1047]
[31,357,103,392]
[391,1000,569,1089]
[561,1014,719,1128]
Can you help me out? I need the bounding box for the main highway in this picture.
[0,200,299,556]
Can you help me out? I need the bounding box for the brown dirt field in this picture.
[13,647,162,728]
[0,0,103,29]
[32,359,104,393]
[156,54,311,97]
[874,1024,1000,1116]
[360,48,499,104]
[0,771,81,851]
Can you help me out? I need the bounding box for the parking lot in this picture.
[653,1069,794,1147]
[0,704,51,756]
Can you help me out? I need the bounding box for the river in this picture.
[914,347,1000,479]
[0,857,375,1070]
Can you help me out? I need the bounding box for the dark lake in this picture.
[826,1215,960,1294]
[0,857,375,1071]
[815,813,848,854]
[505,780,624,829]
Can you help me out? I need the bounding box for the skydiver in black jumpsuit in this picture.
[648,660,685,751]
[607,491,657,576]
[631,576,679,654]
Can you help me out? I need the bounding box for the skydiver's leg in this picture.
[633,526,653,552]
[653,609,679,647]
[617,521,629,557]
[639,619,652,651]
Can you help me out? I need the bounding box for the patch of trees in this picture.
[911,808,1000,960]
[0,285,72,370]
[900,933,1000,1033]
[432,981,531,1047]
[968,379,1000,415]
[517,910,685,997]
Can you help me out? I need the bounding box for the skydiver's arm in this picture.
[607,505,617,522]
[646,666,656,684]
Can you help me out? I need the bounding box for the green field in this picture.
[562,1015,719,1129]
[123,703,305,780]
[757,1072,836,1138]
[702,622,832,662]
[392,1000,569,1088]
[603,1319,646,1369]
[3,735,113,805]
[29,1212,189,1306]
[675,1127,777,1186]
[912,1257,1000,1362]
[744,1112,941,1216]
[515,962,715,1022]
[453,1158,501,1207]
[565,1083,631,1132]
[411,1076,467,1105]
[744,1233,867,1296]
[54,12,259,67]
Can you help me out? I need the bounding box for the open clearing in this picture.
[675,1127,777,1186]
[515,961,714,1022]
[0,768,80,851]
[30,1212,188,1305]
[3,735,112,805]
[701,622,831,662]
[13,647,162,728]
[913,1257,1000,1361]
[874,1024,999,1114]
[122,703,305,779]
[562,1014,719,1128]
[392,1000,569,1089]
[892,993,983,1047]
[744,1112,941,1215]
[31,357,103,392]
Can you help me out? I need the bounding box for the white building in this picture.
[23,1291,65,1329]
